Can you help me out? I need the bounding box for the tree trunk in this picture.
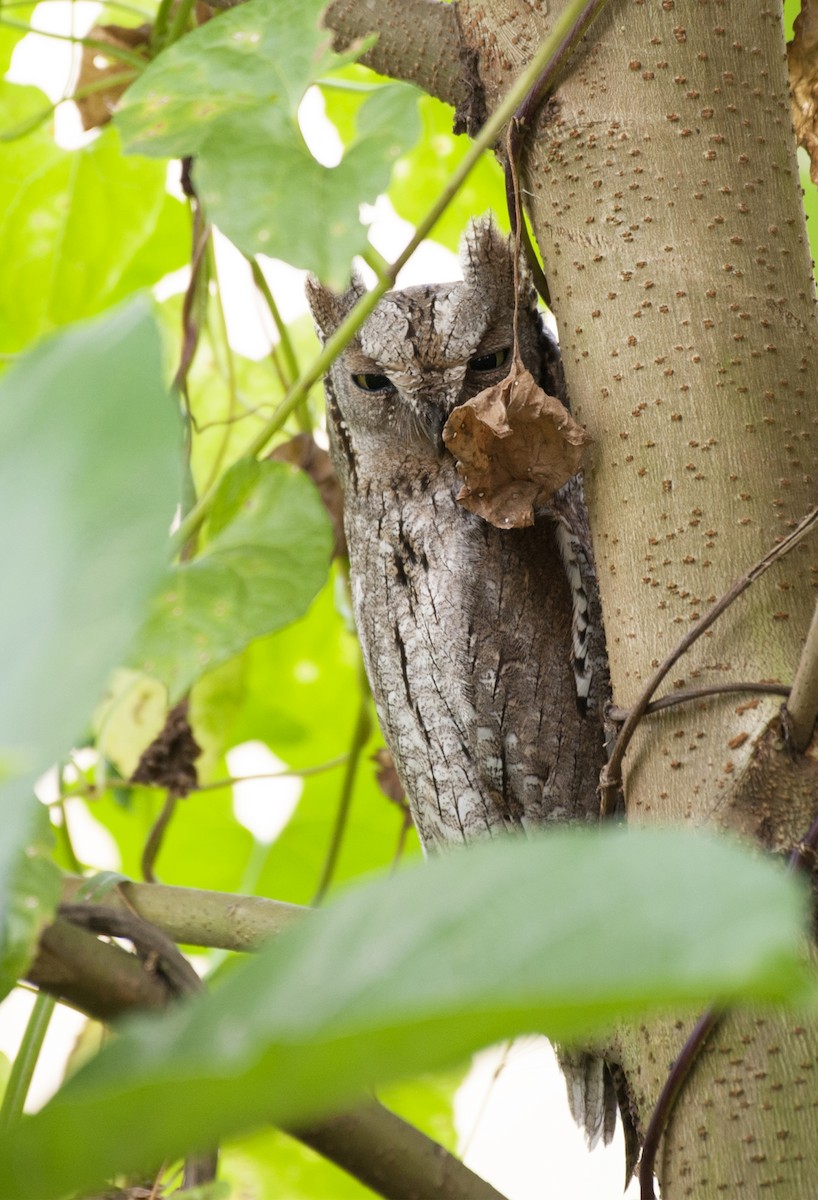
[464,4,818,1195]
[327,1,818,1195]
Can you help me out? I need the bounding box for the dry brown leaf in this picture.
[371,747,407,809]
[75,24,150,131]
[130,698,200,798]
[789,2,818,185]
[442,358,591,528]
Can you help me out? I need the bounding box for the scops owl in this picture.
[307,219,623,1152]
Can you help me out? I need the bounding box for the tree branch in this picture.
[291,1105,508,1200]
[322,0,474,118]
[26,909,510,1200]
[59,875,305,951]
[27,918,171,1019]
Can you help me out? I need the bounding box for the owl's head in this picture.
[306,219,559,473]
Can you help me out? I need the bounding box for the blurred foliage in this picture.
[0,2,815,1197]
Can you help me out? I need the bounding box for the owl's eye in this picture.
[468,348,510,372]
[352,373,395,393]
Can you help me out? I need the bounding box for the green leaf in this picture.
[0,81,61,208]
[0,299,179,773]
[0,829,809,1200]
[132,460,333,699]
[0,806,61,1002]
[116,0,335,158]
[93,669,169,780]
[192,83,420,284]
[0,126,188,354]
[0,300,179,907]
[116,0,420,282]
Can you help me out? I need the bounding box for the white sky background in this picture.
[4,11,639,1197]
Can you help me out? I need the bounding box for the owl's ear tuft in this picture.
[459,216,515,293]
[305,274,367,342]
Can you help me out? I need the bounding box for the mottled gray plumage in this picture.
[307,220,622,1153]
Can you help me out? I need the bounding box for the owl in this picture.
[307,219,626,1153]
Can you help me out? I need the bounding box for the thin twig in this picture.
[1,0,150,10]
[505,122,524,361]
[638,1008,721,1200]
[59,875,305,951]
[250,259,301,385]
[390,812,413,872]
[0,992,56,1130]
[606,682,791,723]
[173,214,211,398]
[311,658,373,906]
[197,756,349,792]
[0,16,147,65]
[141,794,178,883]
[786,598,818,752]
[601,505,818,815]
[57,756,348,803]
[199,238,241,494]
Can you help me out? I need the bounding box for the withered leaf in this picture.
[788,3,818,185]
[131,698,200,798]
[442,357,591,529]
[75,25,150,131]
[371,747,407,811]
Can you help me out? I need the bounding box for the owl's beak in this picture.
[416,399,448,457]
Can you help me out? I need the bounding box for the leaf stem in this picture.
[141,794,178,883]
[0,17,148,66]
[249,258,311,432]
[311,656,372,906]
[0,70,136,143]
[0,992,56,1130]
[0,0,152,14]
[54,756,349,802]
[172,0,601,551]
[151,0,174,49]
[249,260,299,384]
[165,0,196,46]
[200,238,240,493]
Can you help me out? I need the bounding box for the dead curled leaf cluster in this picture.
[788,2,818,184]
[442,356,591,529]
